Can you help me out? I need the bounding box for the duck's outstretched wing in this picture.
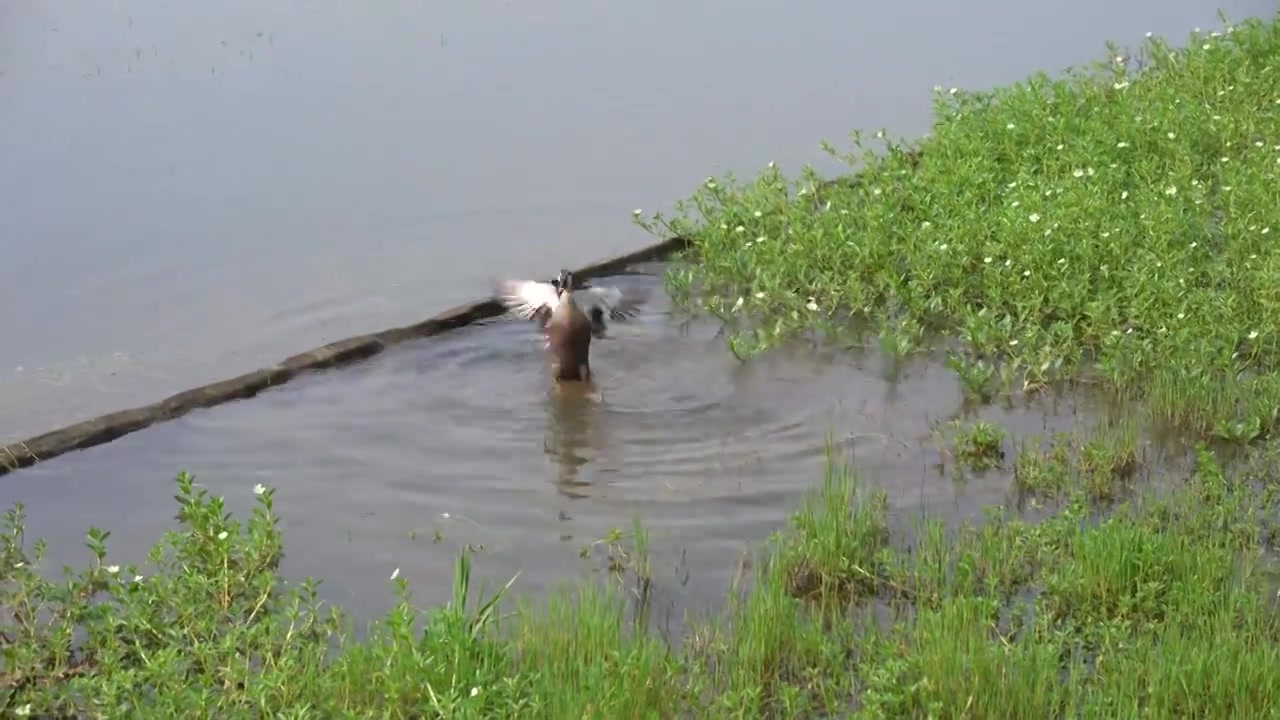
[577,284,650,322]
[494,280,560,321]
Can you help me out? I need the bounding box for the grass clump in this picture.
[952,420,1007,471]
[639,12,1280,439]
[4,441,1280,717]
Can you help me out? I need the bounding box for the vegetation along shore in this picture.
[5,14,1280,718]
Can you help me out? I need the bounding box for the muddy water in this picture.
[2,0,1273,620]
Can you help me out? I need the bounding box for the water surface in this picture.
[1,0,1272,620]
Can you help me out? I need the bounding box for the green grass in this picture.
[9,11,1280,719]
[3,438,1280,717]
[639,12,1280,442]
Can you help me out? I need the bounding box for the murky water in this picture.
[2,0,1273,620]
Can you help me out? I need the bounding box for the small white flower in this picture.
[1029,213,1041,223]
[1117,141,1130,148]
[938,243,948,250]
[133,574,144,583]
[1009,339,1019,347]
[1249,330,1259,340]
[1165,186,1177,196]
[1263,227,1272,235]
[921,220,932,229]
[754,236,765,245]
[1177,313,1186,320]
[1167,132,1177,139]
[1190,242,1198,249]
[14,561,24,569]
[632,208,642,216]
[805,298,819,312]
[217,531,228,540]
[753,210,762,218]
[1121,191,1129,200]
[1202,43,1210,50]
[105,565,120,574]
[949,87,958,95]
[732,297,744,312]
[1073,169,1084,178]
[767,161,776,168]
[470,687,480,698]
[754,291,765,299]
[984,257,992,263]
[1145,31,1153,38]
[1022,270,1031,277]
[1011,201,1020,208]
[1113,81,1129,90]
[734,226,745,233]
[253,483,266,495]
[391,567,400,581]
[932,85,942,93]
[15,704,30,717]
[1006,123,1015,130]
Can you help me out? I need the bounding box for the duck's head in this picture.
[555,269,575,297]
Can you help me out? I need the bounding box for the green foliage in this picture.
[639,13,1280,439]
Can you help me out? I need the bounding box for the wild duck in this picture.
[494,269,647,382]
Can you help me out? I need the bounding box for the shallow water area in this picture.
[2,269,1101,621]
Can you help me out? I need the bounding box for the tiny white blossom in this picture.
[105,565,120,574]
[938,244,948,250]
[1121,191,1129,200]
[805,298,819,312]
[1145,31,1153,37]
[1117,141,1130,148]
[767,161,776,168]
[753,210,762,218]
[15,704,30,717]
[470,687,480,698]
[1029,213,1041,223]
[391,567,400,581]
[1167,132,1177,139]
[984,257,992,263]
[1113,81,1129,90]
[949,87,958,95]
[734,226,745,233]
[14,561,24,569]
[1263,227,1272,234]
[632,208,642,216]
[1177,313,1186,320]
[1249,330,1259,340]
[754,291,765,299]
[217,531,228,540]
[1165,186,1177,196]
[1006,123,1015,130]
[1009,340,1019,347]
[1022,270,1031,277]
[133,574,144,583]
[253,483,266,495]
[732,297,744,312]
[921,220,932,229]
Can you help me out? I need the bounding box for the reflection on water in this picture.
[544,382,604,499]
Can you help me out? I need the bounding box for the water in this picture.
[1,0,1271,621]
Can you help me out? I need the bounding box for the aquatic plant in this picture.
[2,437,1278,716]
[638,13,1280,440]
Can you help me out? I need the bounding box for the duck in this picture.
[494,269,648,382]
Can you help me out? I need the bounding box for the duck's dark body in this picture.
[545,273,594,382]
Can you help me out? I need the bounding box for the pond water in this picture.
[1,0,1271,621]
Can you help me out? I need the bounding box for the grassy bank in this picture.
[3,433,1279,717]
[9,12,1280,719]
[640,13,1280,442]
